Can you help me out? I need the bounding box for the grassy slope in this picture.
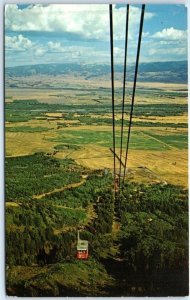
[7,259,114,297]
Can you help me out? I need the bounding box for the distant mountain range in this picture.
[5,61,187,83]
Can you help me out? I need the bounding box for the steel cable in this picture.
[122,4,145,186]
[109,4,116,195]
[118,4,129,188]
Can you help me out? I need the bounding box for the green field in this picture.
[49,128,187,150]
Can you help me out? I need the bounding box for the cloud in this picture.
[139,26,187,63]
[142,32,150,38]
[5,32,187,67]
[148,46,187,58]
[5,4,155,41]
[5,34,33,51]
[152,27,187,41]
[5,35,66,56]
[5,33,105,64]
[5,3,187,67]
[47,41,65,53]
[114,47,123,56]
[34,48,47,57]
[141,37,187,62]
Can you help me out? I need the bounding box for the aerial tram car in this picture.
[76,230,89,260]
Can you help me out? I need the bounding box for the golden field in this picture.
[5,81,188,187]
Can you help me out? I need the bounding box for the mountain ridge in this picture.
[5,60,187,83]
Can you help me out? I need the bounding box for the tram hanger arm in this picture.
[109,148,125,168]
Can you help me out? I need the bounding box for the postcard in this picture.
[5,3,188,297]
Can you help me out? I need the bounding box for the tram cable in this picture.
[109,4,116,196]
[122,4,145,186]
[118,4,129,188]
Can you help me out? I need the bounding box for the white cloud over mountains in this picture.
[47,42,64,52]
[152,27,187,40]
[5,34,104,63]
[5,34,33,51]
[5,35,65,57]
[5,4,154,41]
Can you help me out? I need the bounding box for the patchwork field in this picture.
[5,77,188,105]
[5,81,188,187]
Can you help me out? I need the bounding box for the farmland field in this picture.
[5,81,188,187]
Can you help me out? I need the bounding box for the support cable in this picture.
[122,4,145,186]
[109,5,116,195]
[118,4,129,188]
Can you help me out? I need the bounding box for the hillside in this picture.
[5,61,187,84]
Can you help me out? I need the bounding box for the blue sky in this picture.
[5,4,187,67]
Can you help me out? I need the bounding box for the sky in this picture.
[5,4,187,67]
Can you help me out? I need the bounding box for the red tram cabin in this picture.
[76,231,89,260]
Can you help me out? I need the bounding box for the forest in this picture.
[5,153,82,200]
[6,153,188,296]
[5,99,187,123]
